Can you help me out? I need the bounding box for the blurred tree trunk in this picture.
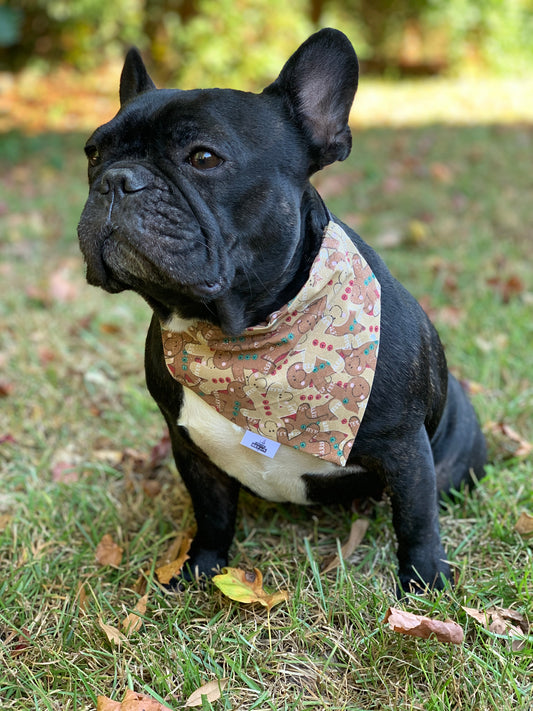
[309,0,326,24]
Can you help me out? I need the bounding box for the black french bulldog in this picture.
[78,28,487,593]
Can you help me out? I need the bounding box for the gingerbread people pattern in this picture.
[162,221,381,465]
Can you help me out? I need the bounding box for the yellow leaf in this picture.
[121,593,149,635]
[213,567,288,611]
[98,617,127,647]
[184,678,228,707]
[95,534,123,568]
[155,535,192,585]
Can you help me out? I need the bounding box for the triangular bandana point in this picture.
[162,221,380,466]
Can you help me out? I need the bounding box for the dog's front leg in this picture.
[166,420,241,583]
[386,427,452,593]
[145,315,241,583]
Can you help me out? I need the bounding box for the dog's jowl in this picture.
[78,28,487,593]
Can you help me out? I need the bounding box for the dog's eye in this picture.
[189,150,223,170]
[85,145,101,167]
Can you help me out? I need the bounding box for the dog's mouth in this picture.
[80,220,230,303]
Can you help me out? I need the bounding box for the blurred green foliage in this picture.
[1,0,532,81]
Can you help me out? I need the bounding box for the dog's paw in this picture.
[163,549,228,592]
[396,548,452,597]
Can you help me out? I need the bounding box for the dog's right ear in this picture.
[265,28,358,172]
[120,48,157,106]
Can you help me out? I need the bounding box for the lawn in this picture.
[0,70,532,710]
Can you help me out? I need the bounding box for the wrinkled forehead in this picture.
[88,87,287,150]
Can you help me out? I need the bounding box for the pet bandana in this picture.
[162,220,381,466]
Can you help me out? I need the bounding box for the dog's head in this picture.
[78,28,358,335]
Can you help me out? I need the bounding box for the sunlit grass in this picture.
[0,78,532,709]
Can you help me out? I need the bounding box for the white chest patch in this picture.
[177,388,341,504]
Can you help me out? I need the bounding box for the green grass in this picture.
[1,84,532,710]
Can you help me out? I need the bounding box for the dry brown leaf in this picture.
[384,607,464,645]
[515,511,533,536]
[93,449,124,465]
[486,273,525,303]
[499,424,532,457]
[213,567,289,611]
[184,678,229,707]
[95,534,123,568]
[322,517,370,573]
[2,627,31,658]
[0,379,15,397]
[97,689,172,711]
[486,421,532,458]
[76,582,89,614]
[155,535,192,585]
[462,605,530,649]
[97,696,121,711]
[141,479,162,498]
[461,606,489,626]
[121,594,149,635]
[0,513,13,531]
[98,617,127,647]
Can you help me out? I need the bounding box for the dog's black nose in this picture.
[98,167,150,196]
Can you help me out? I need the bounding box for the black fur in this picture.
[78,29,486,593]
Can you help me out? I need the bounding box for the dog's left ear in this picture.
[120,48,157,106]
[265,28,358,171]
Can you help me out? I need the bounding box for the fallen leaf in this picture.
[97,696,121,711]
[97,689,172,710]
[142,479,162,498]
[94,448,124,465]
[461,606,489,626]
[213,567,289,611]
[0,513,13,531]
[462,605,530,648]
[498,424,532,457]
[48,262,81,302]
[322,517,370,573]
[487,274,525,303]
[406,219,429,245]
[384,607,464,645]
[486,421,532,458]
[515,511,533,536]
[121,594,149,635]
[95,534,123,568]
[0,379,14,397]
[51,446,83,483]
[155,535,192,585]
[76,582,89,614]
[1,627,31,657]
[184,678,228,708]
[98,617,127,647]
[51,460,80,484]
[99,322,122,334]
[148,431,172,469]
[37,346,57,364]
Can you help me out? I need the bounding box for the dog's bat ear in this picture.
[120,47,157,106]
[265,28,358,171]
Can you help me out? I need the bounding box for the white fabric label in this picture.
[240,430,281,458]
